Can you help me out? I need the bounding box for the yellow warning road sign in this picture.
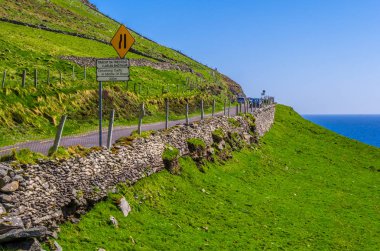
[111,25,135,58]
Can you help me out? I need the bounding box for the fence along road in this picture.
[0,107,239,157]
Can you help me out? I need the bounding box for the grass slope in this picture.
[0,0,242,147]
[54,105,380,250]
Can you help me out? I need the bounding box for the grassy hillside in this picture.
[0,0,243,147]
[53,105,380,250]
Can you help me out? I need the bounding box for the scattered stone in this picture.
[54,240,63,251]
[0,194,13,203]
[1,238,41,251]
[13,175,24,182]
[0,204,6,215]
[47,230,58,239]
[70,218,80,224]
[118,197,131,217]
[1,181,19,193]
[0,176,11,187]
[0,169,8,178]
[0,226,47,243]
[0,216,24,235]
[109,216,118,228]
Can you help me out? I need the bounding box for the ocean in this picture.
[303,115,380,148]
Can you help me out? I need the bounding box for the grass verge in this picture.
[50,105,380,250]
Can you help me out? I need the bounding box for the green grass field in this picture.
[53,105,380,250]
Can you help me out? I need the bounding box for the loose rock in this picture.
[109,216,118,228]
[0,226,47,243]
[118,197,131,217]
[1,181,19,193]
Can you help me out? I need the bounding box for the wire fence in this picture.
[0,66,275,156]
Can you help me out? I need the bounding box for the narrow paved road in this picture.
[0,107,241,156]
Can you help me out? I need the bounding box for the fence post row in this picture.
[51,115,67,153]
[2,70,6,88]
[138,102,145,135]
[107,109,115,149]
[165,99,169,130]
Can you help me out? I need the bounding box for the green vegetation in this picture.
[162,146,180,163]
[162,145,181,175]
[53,105,380,250]
[1,145,100,165]
[211,128,225,143]
[0,0,242,147]
[186,138,206,153]
[227,117,241,128]
[0,148,46,164]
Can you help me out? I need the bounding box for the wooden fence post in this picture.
[22,70,26,88]
[212,99,215,117]
[72,65,75,79]
[2,70,6,88]
[228,101,231,117]
[224,100,227,116]
[236,104,239,116]
[186,101,189,125]
[84,66,87,80]
[165,98,169,130]
[201,99,204,120]
[51,115,67,154]
[34,69,38,88]
[107,109,115,149]
[138,103,145,135]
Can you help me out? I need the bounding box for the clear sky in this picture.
[90,0,380,114]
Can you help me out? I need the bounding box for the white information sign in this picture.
[96,59,130,82]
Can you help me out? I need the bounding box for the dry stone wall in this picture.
[0,105,275,248]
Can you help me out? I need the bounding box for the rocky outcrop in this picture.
[0,105,275,248]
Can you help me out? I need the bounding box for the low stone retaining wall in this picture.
[0,105,275,248]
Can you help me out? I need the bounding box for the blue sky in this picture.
[90,0,380,114]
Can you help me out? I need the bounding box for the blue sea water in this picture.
[303,115,380,148]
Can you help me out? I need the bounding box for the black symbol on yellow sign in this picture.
[119,34,127,49]
[111,25,135,58]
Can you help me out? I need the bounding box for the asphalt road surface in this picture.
[0,107,241,156]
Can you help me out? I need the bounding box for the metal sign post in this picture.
[96,25,135,148]
[98,81,103,147]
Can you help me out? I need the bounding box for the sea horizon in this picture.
[303,114,380,148]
